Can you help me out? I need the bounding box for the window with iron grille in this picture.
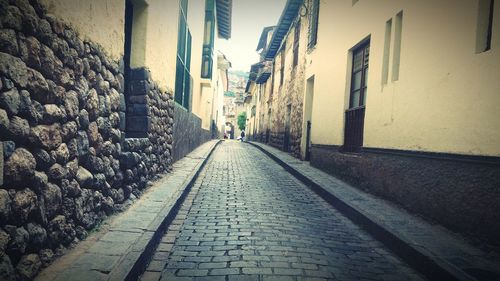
[201,0,215,78]
[270,61,275,96]
[308,0,320,49]
[175,0,193,110]
[343,40,370,152]
[280,43,286,86]
[293,20,301,67]
[349,43,370,108]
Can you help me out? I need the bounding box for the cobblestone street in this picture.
[146,141,425,281]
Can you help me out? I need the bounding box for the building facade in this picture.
[252,0,500,247]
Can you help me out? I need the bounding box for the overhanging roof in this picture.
[256,61,273,84]
[245,79,254,93]
[263,0,303,60]
[216,0,232,39]
[256,73,271,84]
[245,62,261,92]
[256,26,276,52]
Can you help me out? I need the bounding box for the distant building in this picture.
[245,27,275,143]
[223,71,248,138]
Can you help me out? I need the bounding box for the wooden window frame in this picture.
[201,0,216,79]
[308,0,320,49]
[280,43,286,86]
[349,42,370,109]
[175,0,193,110]
[293,20,301,67]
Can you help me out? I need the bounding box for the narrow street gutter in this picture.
[247,141,488,281]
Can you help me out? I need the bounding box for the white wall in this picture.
[306,0,500,156]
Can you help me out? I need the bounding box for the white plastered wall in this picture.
[306,0,500,156]
[40,0,125,61]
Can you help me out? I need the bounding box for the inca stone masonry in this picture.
[0,0,210,279]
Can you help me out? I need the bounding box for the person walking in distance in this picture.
[240,130,245,142]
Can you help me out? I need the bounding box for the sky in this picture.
[218,0,287,72]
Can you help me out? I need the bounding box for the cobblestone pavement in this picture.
[144,141,426,281]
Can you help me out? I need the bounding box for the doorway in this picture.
[344,41,369,152]
[284,104,292,152]
[302,76,314,160]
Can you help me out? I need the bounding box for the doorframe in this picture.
[342,36,370,152]
[301,75,315,160]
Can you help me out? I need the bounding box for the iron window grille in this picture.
[308,0,320,49]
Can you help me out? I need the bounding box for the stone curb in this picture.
[247,141,476,281]
[114,139,223,281]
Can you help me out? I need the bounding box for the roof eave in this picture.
[263,0,304,60]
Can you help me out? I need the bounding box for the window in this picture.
[293,20,301,67]
[350,43,370,108]
[392,11,403,82]
[270,62,275,95]
[344,40,369,152]
[381,11,403,85]
[476,0,495,53]
[280,43,286,86]
[308,0,320,49]
[268,109,272,129]
[392,11,403,81]
[175,0,193,109]
[382,18,392,85]
[201,0,216,78]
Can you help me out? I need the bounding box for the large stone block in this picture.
[0,28,19,56]
[16,254,42,281]
[0,109,9,136]
[127,104,149,116]
[76,167,93,188]
[29,124,62,151]
[129,68,150,81]
[4,148,36,186]
[12,189,38,223]
[0,88,20,116]
[7,116,29,142]
[119,112,126,131]
[129,80,149,96]
[0,189,10,223]
[128,95,147,104]
[119,152,141,169]
[126,116,150,133]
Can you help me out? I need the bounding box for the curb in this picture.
[110,140,222,281]
[247,141,475,281]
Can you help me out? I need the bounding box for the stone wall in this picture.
[0,1,178,280]
[310,144,500,249]
[121,67,174,198]
[268,19,307,158]
[172,103,211,162]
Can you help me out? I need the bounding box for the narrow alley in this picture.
[1,0,500,280]
[146,141,423,281]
